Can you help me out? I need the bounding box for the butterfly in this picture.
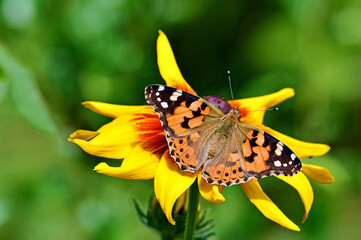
[145,85,302,186]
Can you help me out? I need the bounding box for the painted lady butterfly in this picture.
[145,85,302,186]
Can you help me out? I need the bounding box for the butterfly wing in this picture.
[145,85,223,138]
[238,125,302,178]
[202,125,302,186]
[202,130,247,186]
[145,85,224,172]
[165,126,217,172]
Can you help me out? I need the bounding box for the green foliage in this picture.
[0,45,57,135]
[133,195,215,240]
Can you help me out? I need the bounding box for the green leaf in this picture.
[197,219,214,231]
[133,198,148,226]
[0,45,57,135]
[195,232,216,240]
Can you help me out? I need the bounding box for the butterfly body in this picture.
[145,85,302,186]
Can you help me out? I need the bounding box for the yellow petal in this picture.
[93,134,166,179]
[71,139,133,159]
[157,30,197,95]
[69,105,165,159]
[231,88,294,124]
[154,151,198,225]
[263,126,331,159]
[69,118,140,159]
[174,190,189,213]
[302,164,335,184]
[82,101,151,118]
[94,147,160,180]
[68,130,99,141]
[276,172,313,223]
[241,179,300,231]
[198,174,225,204]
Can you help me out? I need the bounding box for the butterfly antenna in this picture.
[239,108,279,113]
[227,71,235,109]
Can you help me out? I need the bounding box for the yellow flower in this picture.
[69,31,334,231]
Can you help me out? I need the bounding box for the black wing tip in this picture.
[145,85,160,100]
[144,84,155,93]
[145,84,168,95]
[145,84,165,89]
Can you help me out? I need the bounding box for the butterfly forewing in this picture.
[145,85,225,172]
[145,85,222,138]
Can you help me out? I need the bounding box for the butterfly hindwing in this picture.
[166,118,223,173]
[240,128,302,178]
[145,85,222,138]
[167,132,203,172]
[202,131,247,186]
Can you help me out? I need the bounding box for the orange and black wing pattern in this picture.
[145,85,222,138]
[165,130,214,173]
[202,151,247,186]
[239,128,302,179]
[145,85,222,172]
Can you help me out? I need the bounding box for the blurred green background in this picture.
[0,0,360,239]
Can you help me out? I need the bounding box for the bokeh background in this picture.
[1,0,360,239]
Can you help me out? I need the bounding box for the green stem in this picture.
[161,232,174,240]
[184,180,199,240]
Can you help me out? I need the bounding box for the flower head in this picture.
[69,31,334,231]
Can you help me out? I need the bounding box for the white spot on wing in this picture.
[289,161,293,165]
[158,86,165,91]
[156,92,160,96]
[283,163,288,167]
[275,148,282,156]
[276,142,283,150]
[157,97,162,102]
[161,102,168,108]
[274,160,281,167]
[291,153,297,160]
[173,91,182,96]
[170,95,178,101]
